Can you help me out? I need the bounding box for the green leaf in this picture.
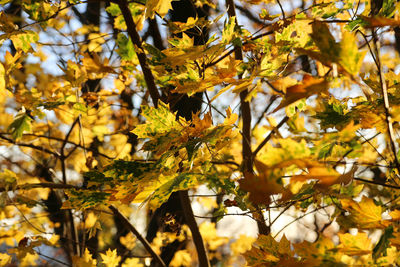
[116,33,137,61]
[8,111,32,140]
[222,17,237,44]
[379,0,397,17]
[105,3,121,16]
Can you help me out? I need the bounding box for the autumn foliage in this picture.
[2,0,400,266]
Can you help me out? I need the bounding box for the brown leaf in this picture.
[360,16,400,28]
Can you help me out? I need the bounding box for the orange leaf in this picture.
[273,74,329,112]
[291,161,356,190]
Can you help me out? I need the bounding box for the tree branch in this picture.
[0,133,59,157]
[226,0,270,236]
[178,190,210,267]
[108,205,166,267]
[0,182,82,193]
[371,30,400,178]
[117,0,161,106]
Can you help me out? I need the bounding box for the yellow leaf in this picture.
[390,209,400,221]
[0,63,5,92]
[243,235,295,266]
[390,232,400,249]
[121,258,144,267]
[199,222,229,250]
[338,31,366,76]
[0,253,11,266]
[310,21,339,61]
[84,212,97,229]
[337,232,372,256]
[239,163,285,205]
[224,107,238,125]
[198,196,218,209]
[120,233,136,250]
[293,236,336,265]
[231,235,256,255]
[341,196,390,229]
[72,249,97,267]
[145,0,173,18]
[170,250,192,267]
[100,249,120,267]
[360,16,400,28]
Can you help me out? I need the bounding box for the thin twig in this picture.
[276,0,286,20]
[354,177,400,189]
[252,116,289,157]
[273,206,327,238]
[371,30,400,178]
[252,95,279,131]
[0,134,59,157]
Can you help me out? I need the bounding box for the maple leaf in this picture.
[310,21,340,61]
[338,31,366,76]
[72,249,97,267]
[100,249,121,267]
[119,233,136,250]
[360,15,400,28]
[145,0,173,19]
[8,110,32,140]
[340,196,390,229]
[0,253,11,266]
[199,222,229,250]
[293,236,336,265]
[373,226,394,260]
[231,235,256,255]
[170,250,192,267]
[7,31,39,53]
[132,101,186,138]
[337,232,372,256]
[244,235,296,266]
[273,74,329,112]
[291,161,356,190]
[239,160,285,205]
[302,20,365,77]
